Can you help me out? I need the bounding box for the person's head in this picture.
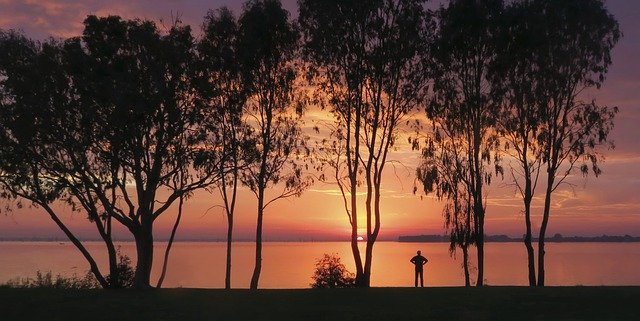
[417,250,421,255]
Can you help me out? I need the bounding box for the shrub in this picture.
[1,270,100,289]
[310,253,355,288]
[106,250,135,289]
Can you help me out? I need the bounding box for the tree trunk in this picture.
[352,228,365,287]
[42,205,109,288]
[104,234,119,288]
[472,124,484,287]
[132,225,154,290]
[225,209,234,290]
[523,194,537,286]
[156,194,184,288]
[475,214,484,287]
[350,168,365,287]
[250,190,265,290]
[462,245,470,287]
[538,176,554,286]
[362,241,374,287]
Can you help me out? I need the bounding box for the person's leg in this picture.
[414,270,418,287]
[419,270,424,287]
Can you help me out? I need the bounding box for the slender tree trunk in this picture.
[94,213,118,288]
[475,212,484,287]
[250,189,265,290]
[350,149,364,286]
[362,164,373,288]
[362,177,382,288]
[351,223,365,286]
[225,208,234,290]
[462,245,470,287]
[104,234,119,288]
[156,194,184,288]
[41,205,109,288]
[523,193,537,286]
[351,180,364,287]
[538,174,554,286]
[472,124,484,287]
[521,140,537,286]
[362,241,373,287]
[132,223,154,290]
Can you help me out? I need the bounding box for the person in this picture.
[410,250,428,287]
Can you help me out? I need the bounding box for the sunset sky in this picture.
[0,0,638,241]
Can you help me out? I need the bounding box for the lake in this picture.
[1,241,639,288]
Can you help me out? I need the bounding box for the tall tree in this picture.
[0,31,115,288]
[199,7,256,290]
[530,0,620,286]
[238,0,311,290]
[75,15,220,289]
[299,0,432,287]
[490,0,545,286]
[1,16,219,289]
[416,129,475,286]
[428,0,504,286]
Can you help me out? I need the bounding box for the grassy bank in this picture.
[0,286,637,321]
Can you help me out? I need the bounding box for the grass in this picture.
[0,286,637,321]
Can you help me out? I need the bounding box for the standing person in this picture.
[410,250,428,287]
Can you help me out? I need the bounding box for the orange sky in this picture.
[0,0,638,240]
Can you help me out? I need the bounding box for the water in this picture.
[0,241,638,288]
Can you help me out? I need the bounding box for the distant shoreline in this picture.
[398,234,640,243]
[1,234,640,243]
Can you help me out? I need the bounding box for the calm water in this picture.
[1,242,639,288]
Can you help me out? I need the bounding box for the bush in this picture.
[1,270,100,289]
[310,253,355,288]
[106,250,135,289]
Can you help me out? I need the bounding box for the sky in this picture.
[0,0,638,241]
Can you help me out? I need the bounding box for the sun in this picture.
[356,236,364,241]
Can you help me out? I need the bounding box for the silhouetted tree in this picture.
[75,15,219,289]
[416,133,475,286]
[490,0,545,286]
[526,0,620,286]
[199,7,257,290]
[300,0,432,287]
[0,17,220,289]
[238,0,311,290]
[427,0,504,287]
[0,31,114,288]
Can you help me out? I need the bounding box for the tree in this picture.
[528,0,620,286]
[427,0,504,287]
[76,15,220,289]
[416,132,475,286]
[1,16,219,289]
[0,31,115,288]
[489,0,546,286]
[237,0,311,290]
[310,253,355,288]
[199,7,257,290]
[299,0,431,287]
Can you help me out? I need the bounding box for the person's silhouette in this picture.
[410,250,428,287]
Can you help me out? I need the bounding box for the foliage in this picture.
[517,0,620,286]
[234,0,311,290]
[0,15,217,289]
[1,271,100,289]
[310,254,355,289]
[106,251,135,289]
[418,0,505,287]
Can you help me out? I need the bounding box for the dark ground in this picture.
[0,286,637,321]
